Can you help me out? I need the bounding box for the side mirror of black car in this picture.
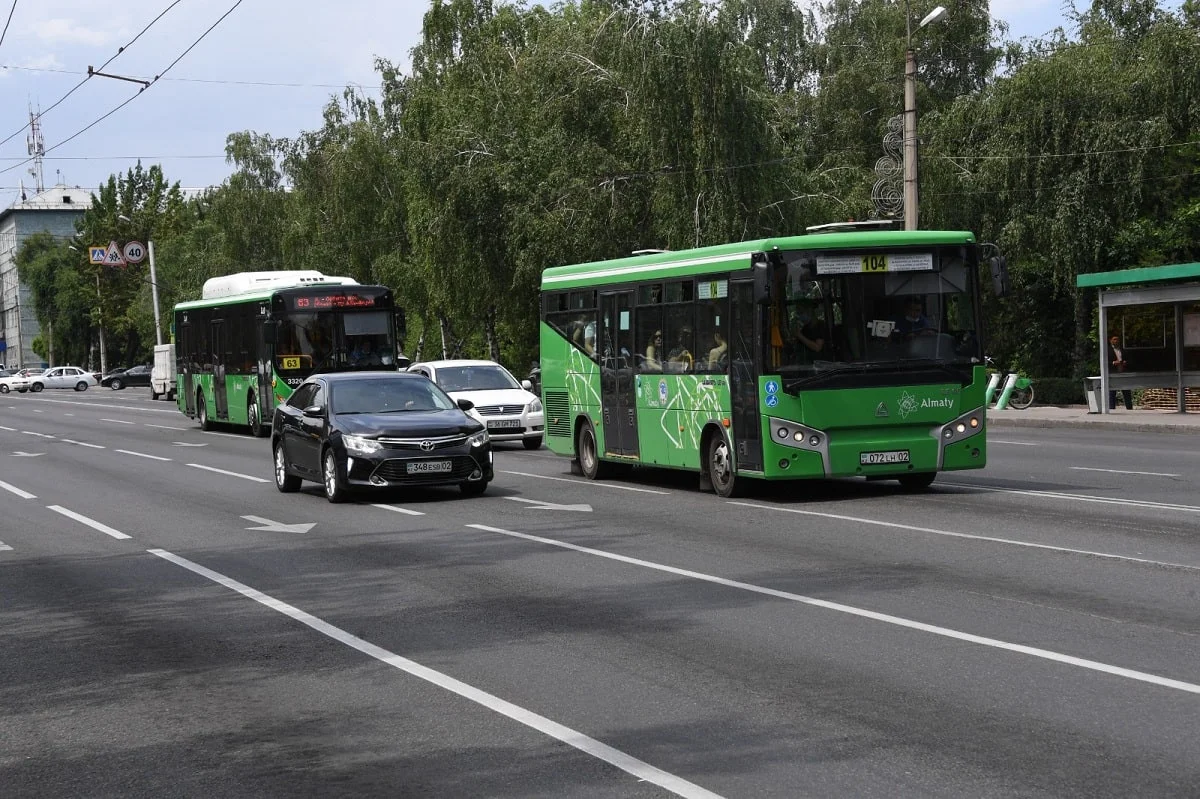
[456,398,475,412]
[302,404,324,418]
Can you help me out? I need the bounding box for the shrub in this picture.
[1030,377,1085,406]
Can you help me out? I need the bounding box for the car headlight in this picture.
[527,398,542,413]
[468,429,490,447]
[342,434,383,455]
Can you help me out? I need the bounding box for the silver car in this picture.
[27,366,99,392]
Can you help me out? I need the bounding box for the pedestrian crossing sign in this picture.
[88,246,108,264]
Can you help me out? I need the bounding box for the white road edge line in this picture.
[942,482,1200,514]
[1070,466,1180,478]
[500,470,670,494]
[48,505,131,540]
[466,524,1200,696]
[62,439,106,449]
[101,418,136,425]
[0,480,36,499]
[187,463,270,483]
[148,548,723,799]
[727,501,1199,572]
[116,449,172,462]
[370,504,426,516]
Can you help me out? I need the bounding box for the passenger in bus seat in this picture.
[643,331,663,371]
[705,331,728,370]
[667,327,694,371]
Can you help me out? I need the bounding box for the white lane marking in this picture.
[101,418,136,425]
[0,542,11,551]
[370,503,426,516]
[48,505,131,540]
[1070,466,1180,478]
[116,449,172,462]
[186,463,269,483]
[145,423,187,431]
[22,431,54,439]
[467,524,1200,696]
[64,413,75,417]
[62,439,106,449]
[500,470,670,495]
[0,425,15,431]
[989,439,1039,446]
[33,409,44,413]
[0,480,36,499]
[506,496,593,512]
[15,397,180,414]
[148,549,723,799]
[728,501,1200,572]
[943,482,1200,514]
[201,430,253,440]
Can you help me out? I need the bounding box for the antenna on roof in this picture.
[631,248,670,255]
[805,219,898,234]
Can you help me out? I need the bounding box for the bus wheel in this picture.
[577,422,607,480]
[707,432,742,498]
[897,472,936,491]
[197,393,212,431]
[248,394,268,438]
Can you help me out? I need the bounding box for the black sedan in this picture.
[271,372,493,502]
[101,364,151,389]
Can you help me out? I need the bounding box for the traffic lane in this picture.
[9,448,1200,791]
[0,545,665,799]
[988,425,1200,459]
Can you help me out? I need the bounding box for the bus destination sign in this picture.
[816,252,934,275]
[289,293,380,310]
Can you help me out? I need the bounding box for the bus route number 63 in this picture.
[861,254,888,273]
[281,356,301,370]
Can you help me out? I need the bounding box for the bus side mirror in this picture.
[989,256,1010,298]
[393,309,407,342]
[752,260,771,305]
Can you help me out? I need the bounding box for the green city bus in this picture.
[173,271,405,436]
[539,224,992,496]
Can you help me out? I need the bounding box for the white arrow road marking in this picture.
[0,542,12,552]
[170,441,208,447]
[12,451,43,457]
[505,497,593,512]
[241,515,315,534]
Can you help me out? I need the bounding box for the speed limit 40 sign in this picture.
[123,241,147,264]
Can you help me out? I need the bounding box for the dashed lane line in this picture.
[116,449,172,462]
[942,482,1200,514]
[61,439,105,449]
[48,505,131,540]
[186,463,269,483]
[1070,466,1180,478]
[467,523,1200,696]
[370,504,426,516]
[149,548,724,799]
[101,418,136,425]
[0,480,36,499]
[500,470,670,495]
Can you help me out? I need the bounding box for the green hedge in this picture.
[1030,377,1085,406]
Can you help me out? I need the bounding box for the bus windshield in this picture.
[772,248,982,385]
[275,310,394,378]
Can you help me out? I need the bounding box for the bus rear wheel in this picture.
[897,472,936,491]
[707,432,743,498]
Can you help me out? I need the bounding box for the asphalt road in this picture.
[2,388,1198,798]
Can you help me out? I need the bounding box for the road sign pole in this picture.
[148,240,163,346]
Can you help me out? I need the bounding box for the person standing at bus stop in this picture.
[1108,334,1133,410]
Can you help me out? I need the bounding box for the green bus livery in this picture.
[539,225,990,496]
[173,271,405,436]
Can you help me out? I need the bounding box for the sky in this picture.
[0,0,1150,209]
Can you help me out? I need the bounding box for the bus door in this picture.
[210,319,229,420]
[180,322,196,417]
[729,279,763,471]
[599,290,638,456]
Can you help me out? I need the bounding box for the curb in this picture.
[989,417,1200,435]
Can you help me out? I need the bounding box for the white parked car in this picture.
[0,370,30,394]
[408,359,545,449]
[27,366,98,392]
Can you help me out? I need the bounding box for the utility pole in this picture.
[903,47,918,231]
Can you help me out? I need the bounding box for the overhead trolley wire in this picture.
[0,0,18,51]
[0,0,186,151]
[0,0,244,178]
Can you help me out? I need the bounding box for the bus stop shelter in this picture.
[1077,262,1200,414]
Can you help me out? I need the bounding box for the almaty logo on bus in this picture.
[897,390,956,420]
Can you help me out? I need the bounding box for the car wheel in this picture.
[75,381,89,391]
[197,393,212,431]
[322,448,346,503]
[461,479,489,497]
[522,435,542,451]
[274,440,301,493]
[0,385,8,394]
[111,378,124,390]
[150,388,159,400]
[30,383,43,392]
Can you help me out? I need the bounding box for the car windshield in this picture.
[435,365,520,392]
[332,378,457,414]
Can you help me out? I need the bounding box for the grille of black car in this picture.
[375,435,467,451]
[475,404,524,416]
[371,456,480,483]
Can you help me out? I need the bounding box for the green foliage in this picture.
[1030,376,1086,406]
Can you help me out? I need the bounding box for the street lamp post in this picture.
[903,3,948,231]
[118,215,163,346]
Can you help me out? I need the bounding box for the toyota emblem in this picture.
[420,440,435,452]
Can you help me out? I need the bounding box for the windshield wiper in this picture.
[783,364,876,393]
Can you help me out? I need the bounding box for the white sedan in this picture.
[408,359,545,449]
[26,366,99,392]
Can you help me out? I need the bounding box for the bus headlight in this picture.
[343,434,383,456]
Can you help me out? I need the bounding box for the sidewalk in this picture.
[988,405,1200,434]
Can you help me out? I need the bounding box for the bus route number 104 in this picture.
[861,254,888,273]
